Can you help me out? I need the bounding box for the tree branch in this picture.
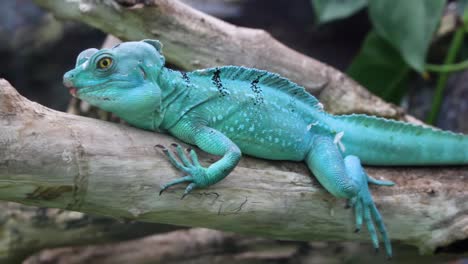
[22,228,462,264]
[34,0,406,119]
[0,202,175,263]
[24,228,298,264]
[1,80,467,254]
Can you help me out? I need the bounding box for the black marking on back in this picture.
[211,67,229,96]
[250,73,266,105]
[286,96,297,113]
[192,66,322,110]
[181,71,190,84]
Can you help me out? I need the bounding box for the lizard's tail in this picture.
[326,114,468,165]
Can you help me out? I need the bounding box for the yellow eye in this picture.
[97,57,113,69]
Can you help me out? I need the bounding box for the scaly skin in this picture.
[63,40,468,258]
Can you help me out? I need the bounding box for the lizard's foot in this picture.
[155,143,209,198]
[351,184,392,258]
[345,156,394,259]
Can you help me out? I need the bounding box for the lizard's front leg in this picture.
[158,120,241,198]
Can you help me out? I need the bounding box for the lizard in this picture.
[62,39,468,258]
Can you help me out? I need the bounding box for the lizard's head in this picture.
[63,39,166,129]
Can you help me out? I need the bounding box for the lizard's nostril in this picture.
[63,72,75,88]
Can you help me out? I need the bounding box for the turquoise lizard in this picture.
[63,40,468,258]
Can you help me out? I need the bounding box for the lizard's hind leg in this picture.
[305,135,394,258]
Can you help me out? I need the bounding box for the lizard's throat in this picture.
[106,84,163,132]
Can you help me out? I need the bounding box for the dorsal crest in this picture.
[192,66,323,110]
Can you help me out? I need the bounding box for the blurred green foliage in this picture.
[347,31,410,103]
[368,0,445,73]
[311,0,468,124]
[312,0,367,24]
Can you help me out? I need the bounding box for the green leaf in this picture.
[312,0,367,24]
[457,0,468,17]
[347,31,410,103]
[368,0,446,72]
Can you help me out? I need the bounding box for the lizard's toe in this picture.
[159,175,193,195]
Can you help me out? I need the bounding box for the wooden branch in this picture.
[1,80,467,255]
[23,228,459,264]
[24,228,297,264]
[0,202,175,263]
[34,0,406,119]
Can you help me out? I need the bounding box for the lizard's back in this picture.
[179,66,327,161]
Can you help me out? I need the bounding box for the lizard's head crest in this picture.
[63,40,166,130]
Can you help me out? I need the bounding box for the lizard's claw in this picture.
[159,176,193,195]
[181,183,198,199]
[156,143,208,197]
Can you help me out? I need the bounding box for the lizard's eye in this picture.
[97,57,113,69]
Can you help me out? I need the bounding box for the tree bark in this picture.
[33,0,407,119]
[0,80,467,255]
[24,228,299,264]
[22,228,462,264]
[0,202,175,263]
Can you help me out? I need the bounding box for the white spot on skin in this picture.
[333,131,346,152]
[317,103,324,110]
[217,115,223,120]
[306,121,319,131]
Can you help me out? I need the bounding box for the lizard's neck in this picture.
[156,68,192,130]
[109,80,161,131]
[157,68,216,131]
[113,67,187,132]
[111,68,192,133]
[158,68,188,105]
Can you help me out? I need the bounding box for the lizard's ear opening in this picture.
[142,39,163,54]
[76,48,99,67]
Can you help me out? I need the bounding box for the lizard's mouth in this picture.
[63,77,78,97]
[69,87,77,97]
